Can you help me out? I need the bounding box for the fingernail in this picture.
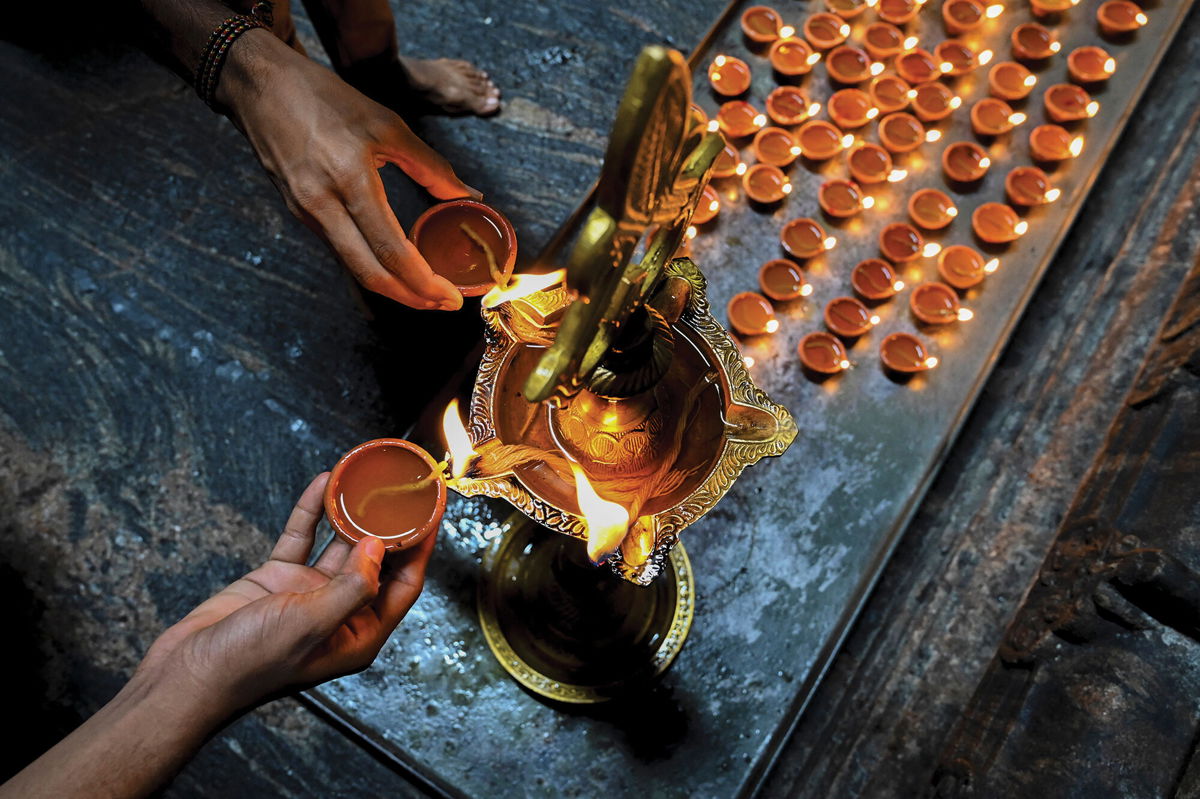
[465,184,484,200]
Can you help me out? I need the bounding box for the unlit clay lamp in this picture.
[935,40,986,77]
[709,55,752,97]
[767,86,816,126]
[942,0,986,35]
[910,281,973,324]
[796,120,849,160]
[869,75,913,115]
[938,244,994,289]
[728,291,780,336]
[1068,46,1117,83]
[1011,23,1061,61]
[1044,83,1099,123]
[879,112,927,154]
[877,0,919,25]
[880,332,937,372]
[759,259,811,301]
[852,258,905,300]
[1097,1,1148,36]
[988,61,1037,101]
[879,222,924,263]
[324,439,446,552]
[942,141,991,182]
[711,136,742,178]
[743,163,791,203]
[753,126,801,166]
[769,38,819,76]
[1006,166,1060,206]
[819,179,868,218]
[972,202,1027,243]
[741,5,784,42]
[691,183,721,225]
[911,81,960,122]
[798,331,850,374]
[827,45,877,83]
[825,0,870,18]
[1029,124,1082,162]
[1030,0,1078,15]
[864,22,905,61]
[804,13,851,49]
[718,100,767,138]
[896,49,940,85]
[411,199,517,296]
[781,217,835,259]
[824,296,880,338]
[848,143,896,185]
[908,188,958,230]
[971,97,1023,136]
[828,88,878,129]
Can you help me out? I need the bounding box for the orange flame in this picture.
[441,399,477,480]
[480,269,567,309]
[570,463,630,563]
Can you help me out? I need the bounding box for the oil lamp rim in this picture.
[411,199,518,296]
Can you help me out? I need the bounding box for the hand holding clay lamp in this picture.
[1030,124,1083,162]
[753,126,801,167]
[908,188,958,230]
[971,97,1024,136]
[718,100,767,138]
[942,0,986,35]
[879,112,927,154]
[798,331,851,374]
[909,281,973,324]
[766,86,818,126]
[803,13,851,50]
[769,38,820,76]
[1044,84,1099,123]
[691,184,721,225]
[743,163,792,203]
[896,49,940,85]
[1006,166,1060,206]
[1011,23,1061,61]
[825,0,871,18]
[782,217,836,259]
[759,259,812,301]
[879,222,924,263]
[852,258,905,300]
[827,45,878,84]
[708,55,752,97]
[728,291,780,336]
[911,81,961,122]
[972,202,1027,243]
[988,61,1037,101]
[711,136,743,178]
[411,200,517,296]
[796,119,850,160]
[880,332,938,372]
[1068,46,1117,83]
[869,75,913,115]
[1030,0,1079,15]
[1097,1,1148,36]
[935,40,988,77]
[828,89,878,129]
[877,0,919,25]
[942,141,991,182]
[741,5,785,42]
[937,244,996,289]
[819,179,869,218]
[864,22,906,61]
[848,142,899,184]
[324,439,446,552]
[825,296,880,338]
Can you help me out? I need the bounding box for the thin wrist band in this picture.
[194,3,275,110]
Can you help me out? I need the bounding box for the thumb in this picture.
[306,537,385,637]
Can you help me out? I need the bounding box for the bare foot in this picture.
[399,56,501,116]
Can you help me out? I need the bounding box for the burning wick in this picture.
[441,399,478,481]
[570,463,630,563]
[480,269,567,309]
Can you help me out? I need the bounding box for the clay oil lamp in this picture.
[868,75,913,115]
[1030,124,1083,162]
[896,49,940,85]
[908,188,958,230]
[798,332,851,374]
[864,22,905,61]
[769,37,820,76]
[825,0,871,18]
[971,97,1024,136]
[743,163,792,204]
[828,89,878,129]
[819,179,870,218]
[988,61,1037,101]
[824,296,880,338]
[766,86,819,126]
[942,141,991,183]
[910,281,973,324]
[937,244,996,289]
[1068,46,1117,83]
[880,332,937,373]
[753,126,801,167]
[691,183,721,225]
[1030,0,1079,15]
[942,0,985,35]
[848,143,897,185]
[851,257,905,300]
[911,81,961,123]
[1011,23,1061,61]
[879,221,924,263]
[827,45,879,84]
[972,202,1027,243]
[759,258,812,301]
[879,112,927,154]
[796,119,850,160]
[935,40,988,77]
[711,136,742,178]
[1044,84,1099,123]
[411,200,517,296]
[741,5,784,43]
[877,0,920,25]
[728,291,780,336]
[718,100,767,138]
[781,217,836,259]
[1005,166,1060,206]
[803,13,851,50]
[708,55,752,97]
[324,439,446,552]
[1097,1,1148,36]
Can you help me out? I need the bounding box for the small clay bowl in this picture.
[938,244,989,289]
[766,86,815,126]
[896,49,940,85]
[909,281,968,324]
[880,332,936,373]
[935,40,980,76]
[1097,1,1147,36]
[824,296,879,338]
[942,141,991,182]
[759,259,810,301]
[728,291,779,336]
[796,120,847,160]
[828,89,877,129]
[743,163,790,204]
[325,438,446,552]
[819,179,866,218]
[851,258,905,300]
[1068,46,1116,83]
[708,55,752,97]
[825,0,870,19]
[411,199,517,296]
[879,112,926,154]
[879,222,924,263]
[826,45,875,83]
[908,188,958,230]
[798,331,850,374]
[804,13,851,49]
[741,5,784,42]
[769,38,818,76]
[868,75,913,115]
[911,81,960,122]
[717,100,766,138]
[988,61,1037,101]
[864,22,905,61]
[848,143,894,185]
[1044,83,1097,123]
[711,136,742,178]
[1005,166,1058,206]
[877,0,919,25]
[1030,0,1077,14]
[691,183,721,225]
[753,126,800,167]
[1011,23,1060,61]
[942,0,985,35]
[971,97,1020,136]
[781,217,833,259]
[1029,124,1080,161]
[972,202,1027,243]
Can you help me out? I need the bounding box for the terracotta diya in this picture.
[769,37,819,76]
[796,119,848,160]
[711,136,742,178]
[691,183,721,225]
[1005,166,1059,206]
[324,438,446,551]
[935,40,984,77]
[1011,23,1060,61]
[878,112,926,154]
[851,258,905,300]
[728,291,780,335]
[879,222,924,263]
[863,22,905,61]
[766,86,816,126]
[1030,124,1082,161]
[753,126,800,167]
[988,61,1037,100]
[1030,0,1078,15]
[911,81,960,122]
[708,55,752,96]
[803,13,851,49]
[971,97,1022,136]
[758,259,810,301]
[828,88,878,129]
[781,217,835,259]
[942,141,991,182]
[937,244,993,289]
[825,0,871,18]
[1097,1,1148,36]
[972,202,1027,243]
[741,5,784,42]
[798,331,850,374]
[848,143,895,185]
[908,188,958,230]
[909,281,972,324]
[819,179,868,218]
[896,49,940,85]
[877,0,920,25]
[717,100,767,138]
[411,199,517,296]
[880,332,937,372]
[826,45,876,83]
[824,296,880,337]
[1068,46,1117,83]
[868,75,913,115]
[1044,84,1098,123]
[743,163,791,203]
[942,0,986,35]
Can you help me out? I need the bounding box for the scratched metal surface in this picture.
[308,2,1194,796]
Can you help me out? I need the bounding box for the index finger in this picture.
[372,527,439,633]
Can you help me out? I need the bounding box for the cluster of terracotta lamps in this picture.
[695,0,1146,378]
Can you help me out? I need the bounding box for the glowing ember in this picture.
[570,463,630,563]
[481,269,566,309]
[441,399,477,480]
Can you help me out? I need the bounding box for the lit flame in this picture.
[780,25,796,37]
[1044,188,1061,203]
[904,35,919,50]
[867,107,880,120]
[947,206,959,218]
[752,113,768,128]
[839,23,851,37]
[923,242,942,257]
[824,236,838,250]
[1023,75,1038,88]
[986,4,1004,18]
[441,399,477,480]
[800,283,814,296]
[1104,58,1116,74]
[807,53,823,67]
[888,169,909,183]
[808,101,822,116]
[708,199,720,212]
[1135,12,1148,25]
[481,269,567,309]
[871,62,885,76]
[1014,220,1029,236]
[924,356,939,370]
[735,162,749,176]
[926,130,942,143]
[940,62,953,74]
[570,463,630,563]
[979,156,992,169]
[862,195,876,210]
[685,225,698,240]
[714,54,727,67]
[979,49,994,66]
[765,318,781,333]
[790,145,803,156]
[907,89,919,100]
[867,0,878,6]
[1009,112,1027,125]
[743,355,755,368]
[1050,41,1062,54]
[841,133,855,148]
[893,280,906,291]
[950,96,963,110]
[1070,136,1084,157]
[868,314,881,326]
[781,182,794,195]
[1086,101,1099,118]
[706,119,720,132]
[984,258,999,273]
[957,308,974,321]
[838,359,851,370]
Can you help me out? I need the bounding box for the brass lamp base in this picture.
[477,517,694,704]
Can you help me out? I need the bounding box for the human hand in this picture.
[136,473,436,716]
[218,30,473,311]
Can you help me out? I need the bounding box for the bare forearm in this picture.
[132,0,240,83]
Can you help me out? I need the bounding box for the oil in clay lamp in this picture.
[911,81,961,123]
[988,61,1037,101]
[827,45,880,84]
[1044,83,1099,123]
[708,55,752,97]
[909,281,974,324]
[743,163,792,204]
[851,258,905,300]
[942,140,991,182]
[970,97,1025,136]
[753,126,801,167]
[324,439,446,552]
[938,244,996,289]
[803,13,851,50]
[769,37,820,76]
[728,291,780,336]
[710,136,742,178]
[972,202,1027,243]
[908,188,958,230]
[796,119,851,160]
[824,296,880,338]
[879,221,925,263]
[880,332,938,373]
[781,217,836,259]
[411,199,517,297]
[717,100,767,138]
[1011,23,1061,61]
[942,0,993,36]
[1006,166,1060,206]
[819,179,871,218]
[935,39,990,77]
[863,22,907,61]
[759,259,812,301]
[896,49,940,85]
[1068,46,1117,83]
[1097,1,1148,36]
[878,112,927,154]
[848,143,900,185]
[741,5,785,43]
[798,331,851,374]
[877,0,920,25]
[1030,0,1079,15]
[766,86,818,126]
[828,88,879,129]
[691,183,721,225]
[1030,124,1083,162]
[825,0,872,19]
[868,75,913,115]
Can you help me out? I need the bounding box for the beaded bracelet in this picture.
[194,9,271,110]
